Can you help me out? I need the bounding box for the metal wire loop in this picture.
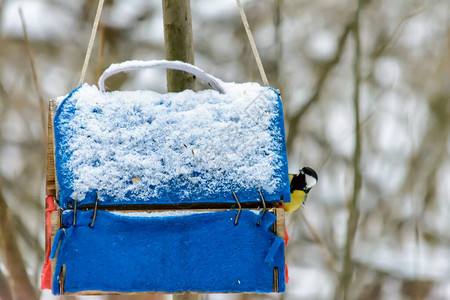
[90,193,99,228]
[257,188,266,226]
[232,191,242,226]
[72,197,77,226]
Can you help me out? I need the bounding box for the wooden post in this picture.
[162,1,199,299]
[46,100,57,197]
[162,0,196,92]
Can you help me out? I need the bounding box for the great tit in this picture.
[282,167,318,213]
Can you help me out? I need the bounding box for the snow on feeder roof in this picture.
[54,60,290,209]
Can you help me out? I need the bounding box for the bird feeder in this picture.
[42,60,290,295]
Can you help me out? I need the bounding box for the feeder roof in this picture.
[54,82,289,208]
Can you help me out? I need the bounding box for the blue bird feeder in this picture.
[44,60,290,295]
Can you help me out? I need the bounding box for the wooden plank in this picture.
[274,207,285,240]
[68,201,282,211]
[67,291,198,296]
[50,209,61,284]
[173,293,200,300]
[273,267,279,292]
[45,99,57,196]
[106,208,277,214]
[273,208,284,292]
[59,264,65,294]
[44,102,54,264]
[46,99,62,292]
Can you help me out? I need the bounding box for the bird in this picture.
[282,167,318,213]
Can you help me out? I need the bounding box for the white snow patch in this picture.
[56,82,284,202]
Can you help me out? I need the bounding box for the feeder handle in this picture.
[98,60,225,94]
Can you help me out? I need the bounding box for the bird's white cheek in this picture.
[305,176,317,189]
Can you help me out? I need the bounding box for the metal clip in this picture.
[72,197,77,226]
[232,191,242,226]
[89,193,99,228]
[257,188,266,226]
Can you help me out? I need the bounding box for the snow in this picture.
[56,81,285,203]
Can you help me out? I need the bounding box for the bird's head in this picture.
[300,167,318,192]
[290,166,318,194]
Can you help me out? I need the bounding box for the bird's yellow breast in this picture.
[282,190,306,213]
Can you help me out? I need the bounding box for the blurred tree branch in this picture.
[371,7,424,58]
[336,1,363,299]
[18,8,46,140]
[299,210,338,272]
[0,268,12,300]
[12,214,44,260]
[95,23,106,82]
[0,182,38,300]
[286,21,352,151]
[0,82,8,103]
[273,0,284,91]
[0,0,4,35]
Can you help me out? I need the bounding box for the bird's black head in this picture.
[301,167,318,181]
[290,166,318,193]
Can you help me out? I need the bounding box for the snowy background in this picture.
[1,0,449,299]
